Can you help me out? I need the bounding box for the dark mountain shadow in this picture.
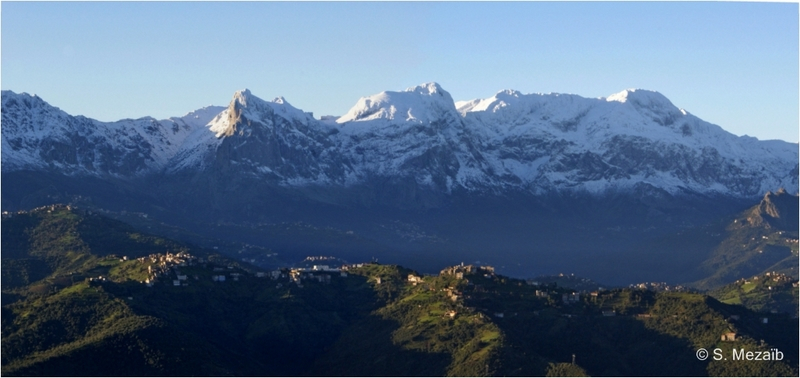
[495,313,707,376]
[307,313,451,376]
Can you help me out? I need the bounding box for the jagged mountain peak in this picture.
[761,188,796,216]
[404,82,447,96]
[1,89,226,175]
[456,89,524,115]
[602,88,688,132]
[337,82,459,125]
[2,90,81,142]
[2,90,41,103]
[209,89,313,138]
[744,189,800,230]
[231,89,297,111]
[494,89,524,99]
[2,90,56,116]
[2,86,797,200]
[233,88,252,99]
[606,88,678,111]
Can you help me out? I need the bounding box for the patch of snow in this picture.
[336,82,460,128]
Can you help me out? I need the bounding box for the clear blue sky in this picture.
[3,2,798,142]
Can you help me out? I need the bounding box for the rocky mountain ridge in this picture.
[3,85,797,283]
[3,84,796,199]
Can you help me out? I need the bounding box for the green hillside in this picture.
[691,190,799,290]
[308,264,505,376]
[709,272,799,316]
[2,205,192,290]
[2,205,797,376]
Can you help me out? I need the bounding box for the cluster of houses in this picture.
[141,251,200,287]
[434,264,502,302]
[407,274,425,286]
[10,203,155,222]
[303,256,339,263]
[130,253,358,290]
[439,263,496,279]
[443,286,463,302]
[629,282,687,292]
[762,271,795,284]
[278,265,347,288]
[3,204,77,219]
[735,271,798,289]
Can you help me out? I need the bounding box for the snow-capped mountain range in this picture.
[2,83,797,198]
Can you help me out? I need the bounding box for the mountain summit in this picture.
[2,84,798,283]
[749,188,799,231]
[337,82,459,125]
[209,88,312,138]
[2,84,796,198]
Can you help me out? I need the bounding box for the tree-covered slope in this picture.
[1,204,190,291]
[2,205,797,376]
[709,272,798,316]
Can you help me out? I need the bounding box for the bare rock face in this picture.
[209,93,346,184]
[748,189,800,231]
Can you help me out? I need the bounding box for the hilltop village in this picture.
[80,253,794,331]
[6,205,797,328]
[84,254,586,312]
[86,250,355,289]
[4,204,798,377]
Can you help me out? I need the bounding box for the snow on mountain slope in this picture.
[175,105,226,130]
[333,83,488,190]
[168,89,350,185]
[1,90,223,175]
[337,83,461,127]
[2,85,796,198]
[208,89,315,138]
[457,88,798,196]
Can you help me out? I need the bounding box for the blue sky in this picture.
[2,2,798,142]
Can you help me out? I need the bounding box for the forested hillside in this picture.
[2,206,797,376]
